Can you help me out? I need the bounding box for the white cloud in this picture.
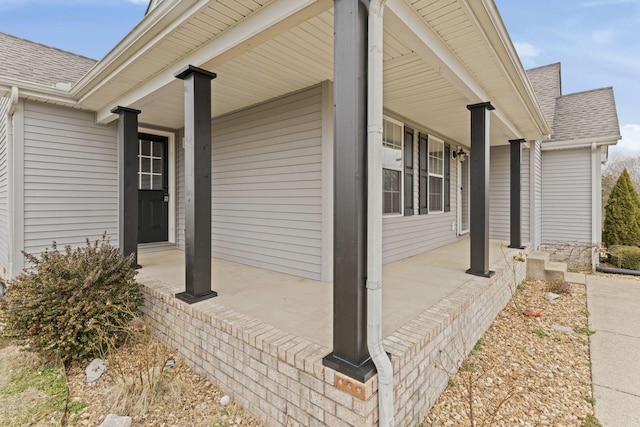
[610,124,640,158]
[513,42,542,67]
[127,0,148,4]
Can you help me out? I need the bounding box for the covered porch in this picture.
[135,237,529,425]
[137,238,523,349]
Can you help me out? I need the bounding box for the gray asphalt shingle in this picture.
[550,87,620,142]
[0,32,96,87]
[527,62,620,143]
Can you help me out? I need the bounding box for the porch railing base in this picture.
[322,352,376,383]
[466,268,495,278]
[175,290,217,304]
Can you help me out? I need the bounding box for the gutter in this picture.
[541,136,621,152]
[367,1,394,426]
[6,87,19,279]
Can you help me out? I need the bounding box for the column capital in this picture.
[508,138,526,144]
[466,101,495,111]
[111,106,141,115]
[175,65,217,81]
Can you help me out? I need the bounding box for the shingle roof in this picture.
[0,32,96,87]
[550,87,620,142]
[527,62,620,143]
[526,63,561,127]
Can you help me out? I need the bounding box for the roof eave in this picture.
[0,76,82,109]
[467,0,552,141]
[541,135,621,151]
[71,0,206,100]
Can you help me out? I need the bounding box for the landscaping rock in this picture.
[545,292,561,301]
[551,324,575,334]
[85,359,108,383]
[98,414,131,427]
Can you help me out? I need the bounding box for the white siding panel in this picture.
[489,145,531,243]
[521,147,530,243]
[534,142,543,248]
[542,148,592,243]
[489,146,509,241]
[382,154,458,263]
[0,97,9,275]
[177,86,323,279]
[22,101,118,256]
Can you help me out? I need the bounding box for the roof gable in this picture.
[0,32,96,87]
[551,87,620,143]
[526,63,561,127]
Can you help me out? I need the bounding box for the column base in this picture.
[175,290,218,304]
[466,268,495,278]
[508,245,525,250]
[322,352,377,383]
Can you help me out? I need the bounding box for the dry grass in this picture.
[546,279,573,295]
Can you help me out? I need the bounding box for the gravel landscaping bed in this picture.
[3,277,598,426]
[424,279,598,427]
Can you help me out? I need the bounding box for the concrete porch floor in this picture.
[137,238,524,349]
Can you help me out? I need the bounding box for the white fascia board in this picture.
[93,0,331,124]
[72,0,208,100]
[386,0,524,141]
[0,77,80,108]
[463,0,551,139]
[541,136,621,151]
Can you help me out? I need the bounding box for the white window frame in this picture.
[382,116,404,216]
[428,135,445,213]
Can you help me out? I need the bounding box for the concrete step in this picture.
[527,252,550,280]
[526,252,567,282]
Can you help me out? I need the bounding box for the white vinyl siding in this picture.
[542,148,592,243]
[22,101,118,256]
[177,86,323,280]
[0,97,9,275]
[383,150,457,263]
[521,147,530,243]
[489,145,531,243]
[489,146,509,241]
[534,142,543,248]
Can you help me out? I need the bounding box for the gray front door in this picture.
[138,133,168,243]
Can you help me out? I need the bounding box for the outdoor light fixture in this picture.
[452,148,467,161]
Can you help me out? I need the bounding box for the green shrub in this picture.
[602,169,640,247]
[2,236,143,365]
[609,245,640,270]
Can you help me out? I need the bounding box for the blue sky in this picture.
[0,0,638,156]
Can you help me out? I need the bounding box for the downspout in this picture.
[6,87,19,279]
[367,1,393,427]
[591,142,599,270]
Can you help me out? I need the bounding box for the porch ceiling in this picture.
[74,0,549,146]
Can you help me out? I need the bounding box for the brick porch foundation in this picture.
[137,247,528,426]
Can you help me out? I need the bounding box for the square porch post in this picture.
[322,0,376,382]
[175,65,217,304]
[112,106,141,269]
[466,102,495,278]
[508,139,526,249]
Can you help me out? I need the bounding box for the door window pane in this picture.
[140,174,151,190]
[153,141,163,157]
[152,158,162,175]
[152,175,162,190]
[140,140,151,156]
[141,157,151,174]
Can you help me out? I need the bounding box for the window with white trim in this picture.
[428,137,444,212]
[382,117,403,215]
